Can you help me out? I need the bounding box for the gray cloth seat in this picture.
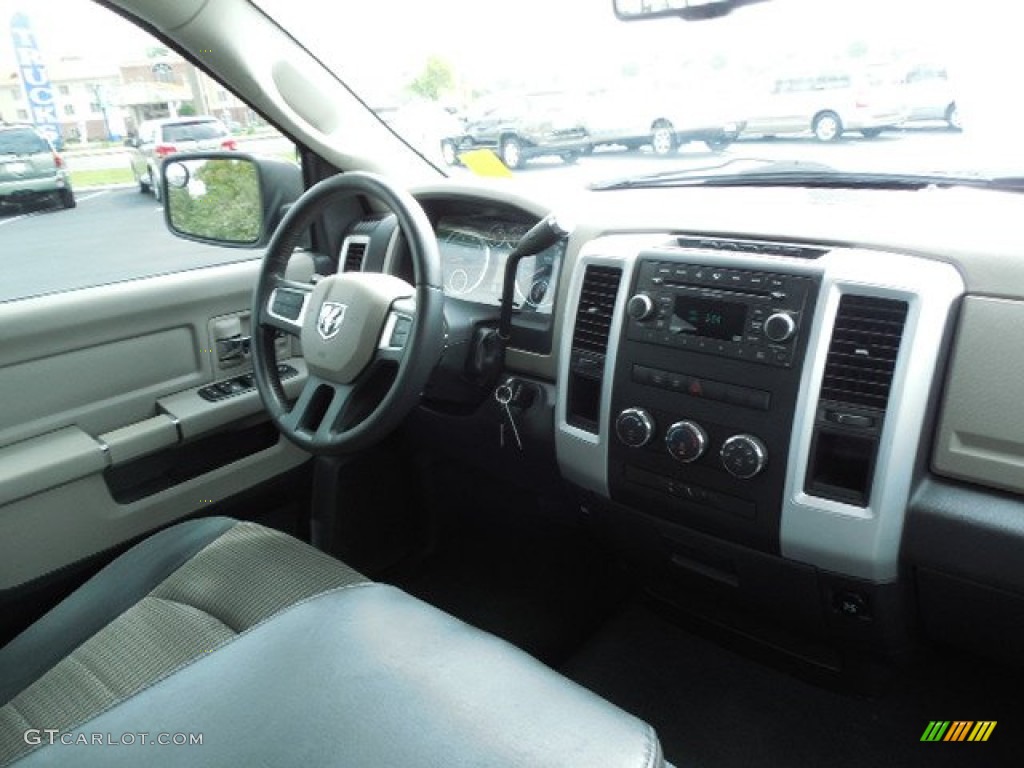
[0,517,663,767]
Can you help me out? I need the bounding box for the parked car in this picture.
[375,99,463,168]
[741,71,905,141]
[441,92,591,169]
[583,84,746,154]
[898,64,960,129]
[0,123,75,211]
[127,116,237,199]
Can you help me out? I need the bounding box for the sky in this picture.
[0,0,155,68]
[250,0,967,100]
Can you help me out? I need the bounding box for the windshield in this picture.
[255,0,1017,189]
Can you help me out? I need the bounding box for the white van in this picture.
[742,72,906,142]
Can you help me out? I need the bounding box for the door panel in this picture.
[0,253,315,590]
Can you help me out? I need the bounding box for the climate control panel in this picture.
[616,407,766,479]
[605,250,820,553]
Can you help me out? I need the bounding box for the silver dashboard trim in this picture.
[555,234,964,584]
[555,236,659,496]
[339,234,371,272]
[382,221,401,276]
[781,249,963,582]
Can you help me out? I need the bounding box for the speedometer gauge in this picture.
[440,228,491,298]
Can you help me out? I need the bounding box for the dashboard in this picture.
[389,180,1024,669]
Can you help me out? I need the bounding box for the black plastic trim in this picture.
[905,475,1024,594]
[104,420,281,503]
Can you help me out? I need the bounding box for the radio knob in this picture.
[627,293,656,322]
[720,434,768,479]
[665,420,708,463]
[615,407,655,448]
[763,312,797,343]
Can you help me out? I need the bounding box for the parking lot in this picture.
[0,127,979,302]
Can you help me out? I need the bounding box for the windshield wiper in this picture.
[591,165,1024,193]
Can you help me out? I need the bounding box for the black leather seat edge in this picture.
[1,518,664,768]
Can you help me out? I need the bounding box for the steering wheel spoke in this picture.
[280,374,355,441]
[262,280,314,337]
[314,382,356,442]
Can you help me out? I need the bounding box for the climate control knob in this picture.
[763,312,797,343]
[615,407,655,448]
[626,293,656,322]
[665,420,708,463]
[720,434,768,479]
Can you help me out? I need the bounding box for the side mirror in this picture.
[161,152,302,248]
[123,136,138,148]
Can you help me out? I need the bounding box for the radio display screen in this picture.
[673,296,747,340]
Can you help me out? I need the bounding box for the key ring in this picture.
[495,384,513,405]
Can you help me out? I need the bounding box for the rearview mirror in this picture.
[161,152,302,247]
[614,0,769,21]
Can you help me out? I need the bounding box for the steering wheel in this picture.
[250,171,445,455]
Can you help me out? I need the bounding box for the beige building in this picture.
[1,52,254,144]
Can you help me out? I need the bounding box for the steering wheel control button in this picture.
[389,315,413,348]
[720,434,768,479]
[271,289,306,321]
[627,293,656,321]
[665,420,708,463]
[616,407,655,448]
[763,312,797,343]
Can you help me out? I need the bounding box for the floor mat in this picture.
[393,513,623,665]
[384,458,625,665]
[561,602,1024,768]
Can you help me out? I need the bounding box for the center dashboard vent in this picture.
[572,265,622,357]
[341,238,368,272]
[820,294,909,410]
[675,236,828,260]
[567,264,622,432]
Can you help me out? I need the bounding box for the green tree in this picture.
[178,103,197,116]
[408,56,455,101]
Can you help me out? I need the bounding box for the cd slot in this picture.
[658,282,776,303]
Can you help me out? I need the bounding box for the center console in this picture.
[556,233,963,659]
[609,258,818,551]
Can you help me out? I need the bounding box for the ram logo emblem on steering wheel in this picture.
[316,302,348,340]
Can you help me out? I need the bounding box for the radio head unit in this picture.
[625,260,815,367]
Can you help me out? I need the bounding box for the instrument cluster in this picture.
[436,215,563,314]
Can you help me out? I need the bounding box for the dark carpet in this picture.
[561,601,1024,768]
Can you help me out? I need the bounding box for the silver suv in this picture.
[127,116,236,200]
[0,123,75,211]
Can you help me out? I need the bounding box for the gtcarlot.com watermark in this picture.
[24,730,203,747]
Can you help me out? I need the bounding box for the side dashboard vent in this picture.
[820,295,909,410]
[572,265,622,357]
[341,238,368,272]
[675,236,828,260]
